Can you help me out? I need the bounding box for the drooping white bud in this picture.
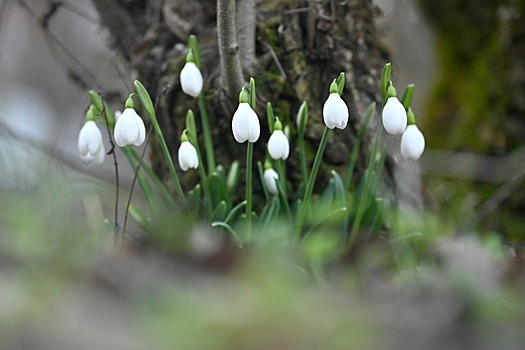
[178,141,199,171]
[382,97,407,135]
[268,130,289,160]
[323,93,349,130]
[78,121,106,165]
[232,102,260,143]
[114,108,146,147]
[264,168,279,195]
[400,125,425,160]
[180,62,203,98]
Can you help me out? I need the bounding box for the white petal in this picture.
[180,62,204,98]
[114,108,145,147]
[232,103,260,143]
[178,141,199,171]
[264,168,279,194]
[78,121,105,165]
[382,97,407,135]
[92,144,107,165]
[400,125,425,160]
[268,130,290,160]
[323,93,349,130]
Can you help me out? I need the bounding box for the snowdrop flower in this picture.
[264,167,279,195]
[268,118,289,160]
[180,50,203,98]
[114,98,146,147]
[232,89,260,143]
[178,136,199,171]
[323,81,349,130]
[78,119,106,165]
[382,86,407,135]
[401,123,425,160]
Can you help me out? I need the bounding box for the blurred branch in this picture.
[217,0,245,105]
[420,147,525,183]
[236,0,256,72]
[91,0,141,59]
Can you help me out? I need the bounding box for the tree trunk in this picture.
[92,0,392,199]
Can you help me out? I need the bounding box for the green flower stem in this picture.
[246,141,254,242]
[276,159,287,198]
[195,143,213,220]
[198,93,216,174]
[149,116,187,209]
[295,126,330,236]
[348,127,382,248]
[297,132,309,182]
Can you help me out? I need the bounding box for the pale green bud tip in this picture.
[186,49,195,63]
[181,129,189,143]
[186,109,195,118]
[386,85,397,98]
[239,88,249,104]
[274,117,283,131]
[86,105,96,121]
[264,160,272,170]
[329,80,339,94]
[407,108,416,125]
[125,97,135,109]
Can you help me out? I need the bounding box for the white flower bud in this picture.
[382,97,407,135]
[114,108,146,147]
[400,125,425,160]
[78,121,106,165]
[268,130,289,160]
[180,62,203,98]
[323,93,349,129]
[264,168,279,195]
[232,102,260,143]
[178,141,199,171]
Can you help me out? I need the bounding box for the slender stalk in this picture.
[246,141,254,242]
[276,159,287,199]
[295,127,330,236]
[198,93,216,173]
[348,127,383,248]
[297,132,309,181]
[100,107,119,238]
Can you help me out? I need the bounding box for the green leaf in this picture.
[211,221,243,247]
[401,84,415,110]
[262,196,280,228]
[304,207,347,238]
[212,200,228,222]
[88,90,104,114]
[188,184,202,218]
[188,34,201,69]
[335,72,346,94]
[225,200,246,224]
[133,80,155,119]
[209,172,229,209]
[185,109,198,145]
[330,170,347,209]
[249,77,256,110]
[296,101,308,136]
[226,160,240,196]
[381,63,392,107]
[266,102,275,134]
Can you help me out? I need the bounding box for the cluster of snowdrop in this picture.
[381,84,425,160]
[77,37,425,245]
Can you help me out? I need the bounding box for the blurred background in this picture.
[1,1,525,349]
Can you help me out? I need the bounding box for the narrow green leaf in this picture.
[226,160,240,196]
[185,109,198,145]
[188,184,202,218]
[188,34,201,69]
[212,200,228,222]
[209,172,229,208]
[401,84,415,110]
[267,102,275,134]
[133,80,155,119]
[211,221,243,247]
[88,90,104,114]
[304,207,347,238]
[381,63,392,107]
[225,200,247,224]
[335,72,346,94]
[257,161,270,201]
[262,196,280,228]
[249,77,256,110]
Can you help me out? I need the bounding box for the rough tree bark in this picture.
[92,0,395,203]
